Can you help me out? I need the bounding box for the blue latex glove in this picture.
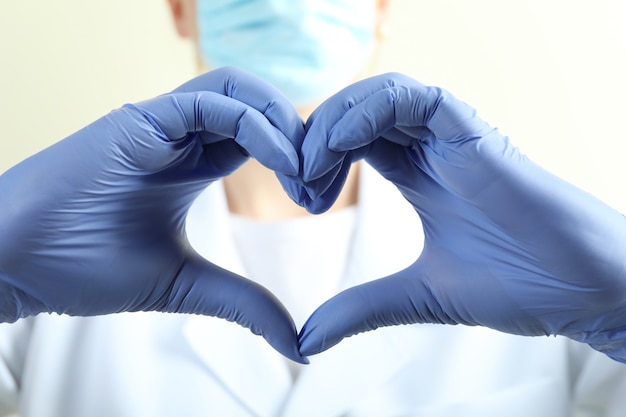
[299,73,626,362]
[0,67,307,363]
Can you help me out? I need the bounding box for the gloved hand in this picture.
[298,73,626,362]
[0,67,307,363]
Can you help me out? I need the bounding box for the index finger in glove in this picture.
[130,91,299,175]
[173,66,305,151]
[326,84,493,154]
[302,72,420,184]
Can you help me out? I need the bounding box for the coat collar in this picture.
[183,164,425,417]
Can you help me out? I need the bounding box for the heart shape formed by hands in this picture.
[1,68,625,365]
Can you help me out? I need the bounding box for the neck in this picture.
[223,159,359,220]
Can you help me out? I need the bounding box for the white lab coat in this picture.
[1,164,625,417]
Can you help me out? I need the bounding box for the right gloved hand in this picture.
[0,67,307,363]
[298,73,626,362]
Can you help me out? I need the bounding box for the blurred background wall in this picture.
[1,0,625,211]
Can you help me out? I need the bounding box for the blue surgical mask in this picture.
[197,0,377,106]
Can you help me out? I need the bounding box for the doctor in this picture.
[1,0,626,416]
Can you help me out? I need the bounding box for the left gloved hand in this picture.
[298,73,626,362]
[0,67,307,363]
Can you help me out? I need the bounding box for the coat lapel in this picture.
[183,183,292,417]
[280,164,426,417]
[183,316,292,417]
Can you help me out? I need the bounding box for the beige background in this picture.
[1,0,625,217]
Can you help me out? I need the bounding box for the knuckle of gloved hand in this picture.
[263,99,299,135]
[379,72,411,89]
[110,102,192,172]
[219,65,247,80]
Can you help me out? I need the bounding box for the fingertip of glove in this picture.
[293,353,311,365]
[264,329,310,363]
[298,326,331,357]
[261,333,310,363]
[297,313,332,356]
[298,340,318,357]
[303,195,335,215]
[283,153,300,177]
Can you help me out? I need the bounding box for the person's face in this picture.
[167,0,391,110]
[167,0,389,44]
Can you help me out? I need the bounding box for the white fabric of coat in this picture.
[1,164,626,417]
